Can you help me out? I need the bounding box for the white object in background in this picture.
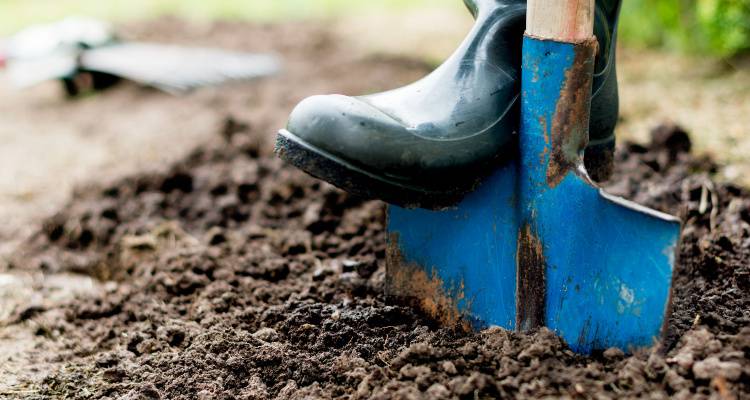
[1,17,115,87]
[0,16,281,94]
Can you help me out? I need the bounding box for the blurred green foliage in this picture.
[620,0,750,57]
[1,0,747,57]
[699,0,750,56]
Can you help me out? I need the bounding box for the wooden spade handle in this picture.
[526,0,595,42]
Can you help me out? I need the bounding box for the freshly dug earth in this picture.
[7,122,748,399]
[3,22,749,400]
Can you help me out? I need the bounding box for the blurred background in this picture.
[2,0,749,55]
[0,0,748,253]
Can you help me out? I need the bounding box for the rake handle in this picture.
[526,0,595,42]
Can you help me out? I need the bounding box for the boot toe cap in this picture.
[286,94,407,167]
[287,94,358,143]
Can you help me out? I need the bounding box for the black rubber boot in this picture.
[586,0,622,182]
[276,0,621,209]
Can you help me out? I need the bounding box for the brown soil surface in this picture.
[1,20,748,400]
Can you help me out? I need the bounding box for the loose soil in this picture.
[1,20,748,400]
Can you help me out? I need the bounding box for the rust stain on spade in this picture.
[546,37,597,188]
[386,233,471,332]
[516,223,546,331]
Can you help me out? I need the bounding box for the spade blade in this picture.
[385,34,681,355]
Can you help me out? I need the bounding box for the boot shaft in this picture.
[463,0,526,19]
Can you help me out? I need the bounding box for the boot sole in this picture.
[277,130,614,208]
[275,129,467,210]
